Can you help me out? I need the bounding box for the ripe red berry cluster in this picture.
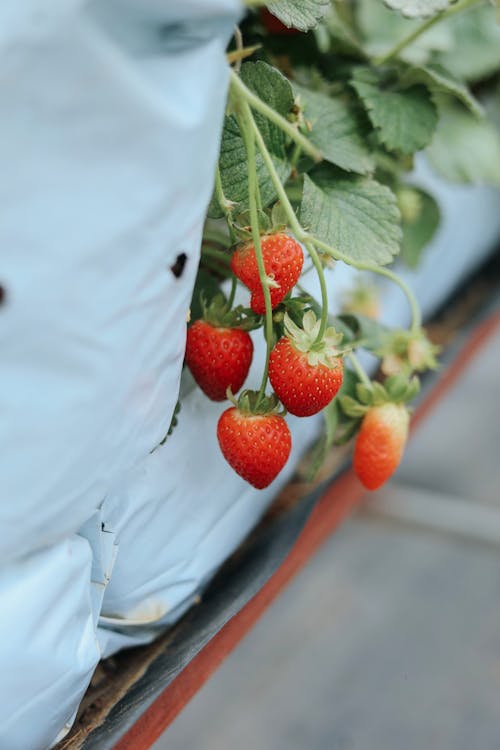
[185,233,348,489]
[186,232,412,492]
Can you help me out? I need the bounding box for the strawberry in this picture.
[269,311,344,417]
[260,9,301,35]
[353,402,409,490]
[185,295,256,402]
[217,391,291,489]
[231,233,304,315]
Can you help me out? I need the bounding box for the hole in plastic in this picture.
[170,253,188,279]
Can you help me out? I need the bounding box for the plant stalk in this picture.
[374,0,482,66]
[239,103,274,406]
[306,235,421,332]
[347,351,372,388]
[245,108,330,343]
[226,275,237,309]
[230,70,323,162]
[214,165,237,242]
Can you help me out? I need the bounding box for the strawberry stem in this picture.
[232,25,244,74]
[290,143,302,168]
[227,275,237,310]
[307,235,421,333]
[245,108,330,344]
[230,70,323,163]
[304,244,329,341]
[239,102,274,406]
[373,0,481,66]
[347,351,372,388]
[214,164,237,242]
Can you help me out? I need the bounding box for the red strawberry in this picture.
[353,403,409,490]
[231,233,304,315]
[185,321,253,401]
[217,392,291,489]
[185,294,256,402]
[260,9,301,35]
[269,311,344,417]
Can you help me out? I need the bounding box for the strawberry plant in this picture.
[187,0,500,490]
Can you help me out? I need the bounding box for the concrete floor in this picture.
[153,327,500,750]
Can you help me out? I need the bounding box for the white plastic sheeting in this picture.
[0,536,100,750]
[0,0,239,563]
[0,0,240,746]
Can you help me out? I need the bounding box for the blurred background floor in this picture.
[153,325,500,750]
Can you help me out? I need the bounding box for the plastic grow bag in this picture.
[0,536,99,750]
[0,0,240,746]
[0,0,240,564]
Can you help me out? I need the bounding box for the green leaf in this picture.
[371,381,389,405]
[293,83,374,175]
[265,0,330,31]
[240,61,295,160]
[434,4,500,84]
[240,61,294,114]
[399,187,440,268]
[400,63,483,118]
[385,374,413,400]
[207,116,290,219]
[300,168,402,266]
[383,0,449,19]
[405,375,421,401]
[351,67,438,155]
[426,101,500,185]
[356,383,374,405]
[339,395,367,418]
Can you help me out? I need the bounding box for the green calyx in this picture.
[377,327,440,376]
[227,388,286,417]
[230,205,288,242]
[340,373,420,418]
[284,311,344,367]
[201,293,260,331]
